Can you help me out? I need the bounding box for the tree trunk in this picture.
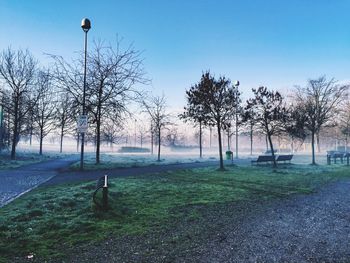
[60,126,64,153]
[199,121,202,158]
[250,123,253,156]
[29,124,33,146]
[222,128,226,150]
[209,127,212,148]
[11,124,17,160]
[335,138,338,151]
[39,128,43,155]
[267,133,277,167]
[157,127,161,161]
[76,133,80,152]
[151,123,153,155]
[235,113,239,159]
[217,121,224,170]
[265,135,269,152]
[227,129,230,151]
[11,100,19,160]
[311,131,316,165]
[96,119,101,164]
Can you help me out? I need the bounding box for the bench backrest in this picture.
[333,153,344,158]
[276,154,293,161]
[257,155,275,162]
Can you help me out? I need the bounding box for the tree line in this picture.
[0,39,147,161]
[0,44,348,168]
[181,71,349,169]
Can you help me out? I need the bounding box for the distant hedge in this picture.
[118,147,150,153]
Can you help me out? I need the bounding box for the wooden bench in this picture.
[276,154,293,163]
[345,153,350,166]
[327,152,345,164]
[251,155,275,165]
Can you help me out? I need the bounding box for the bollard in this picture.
[93,175,109,211]
[102,175,108,210]
[327,155,331,165]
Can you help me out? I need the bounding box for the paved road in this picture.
[0,156,79,207]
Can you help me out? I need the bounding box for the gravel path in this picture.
[202,179,350,262]
[62,179,350,263]
[0,156,79,207]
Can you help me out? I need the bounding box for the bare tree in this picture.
[50,53,84,154]
[242,106,256,156]
[294,76,348,164]
[246,86,288,167]
[86,40,147,164]
[182,72,238,170]
[102,119,124,149]
[339,101,350,151]
[164,126,185,147]
[51,39,147,164]
[0,94,8,151]
[284,103,308,153]
[136,121,149,148]
[55,91,75,153]
[179,103,206,158]
[32,70,56,155]
[0,48,37,159]
[142,95,171,161]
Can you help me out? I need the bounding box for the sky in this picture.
[1,0,350,111]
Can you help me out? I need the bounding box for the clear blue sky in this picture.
[1,0,350,110]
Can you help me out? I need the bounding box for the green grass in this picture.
[69,153,209,171]
[0,164,349,261]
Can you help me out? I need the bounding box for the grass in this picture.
[69,152,216,170]
[0,164,349,261]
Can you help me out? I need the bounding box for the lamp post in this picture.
[134,119,137,147]
[0,94,3,149]
[234,80,240,159]
[198,105,203,158]
[80,18,91,170]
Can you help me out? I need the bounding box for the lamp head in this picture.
[81,18,91,32]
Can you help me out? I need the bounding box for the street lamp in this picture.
[80,18,91,170]
[234,80,240,159]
